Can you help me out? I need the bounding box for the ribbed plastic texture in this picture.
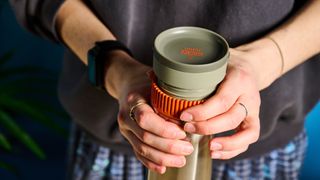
[151,80,204,120]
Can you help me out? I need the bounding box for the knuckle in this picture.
[166,141,176,153]
[136,157,156,172]
[118,126,125,135]
[134,152,144,163]
[144,161,152,169]
[220,151,239,160]
[126,93,135,102]
[117,113,126,131]
[117,111,125,123]
[225,138,237,149]
[192,105,208,120]
[243,146,249,152]
[216,95,230,112]
[141,132,150,143]
[228,116,241,130]
[119,129,124,135]
[251,130,260,143]
[157,157,166,166]
[150,165,161,174]
[249,118,260,143]
[199,124,211,135]
[237,68,250,83]
[136,111,149,128]
[159,125,172,137]
[249,92,261,108]
[159,127,166,137]
[220,153,232,160]
[226,153,238,159]
[137,145,148,157]
[144,161,155,170]
[255,93,261,105]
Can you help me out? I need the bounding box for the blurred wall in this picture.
[301,103,320,179]
[0,3,319,180]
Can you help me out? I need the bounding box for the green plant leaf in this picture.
[0,110,46,159]
[0,160,19,177]
[0,49,15,67]
[0,76,57,87]
[0,85,57,97]
[0,133,11,151]
[0,94,67,137]
[0,66,57,80]
[0,77,57,95]
[14,99,70,122]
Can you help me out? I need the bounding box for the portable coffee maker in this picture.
[149,27,229,180]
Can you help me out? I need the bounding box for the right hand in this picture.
[107,51,194,174]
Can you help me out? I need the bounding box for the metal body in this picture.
[148,134,212,180]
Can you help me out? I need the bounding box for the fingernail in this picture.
[182,145,194,154]
[158,166,166,174]
[180,112,193,121]
[211,152,221,159]
[184,123,196,133]
[210,142,222,150]
[175,130,186,139]
[174,158,185,167]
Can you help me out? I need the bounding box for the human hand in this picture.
[110,52,194,174]
[179,48,261,160]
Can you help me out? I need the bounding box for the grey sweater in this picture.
[10,0,320,161]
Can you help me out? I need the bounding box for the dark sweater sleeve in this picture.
[9,0,65,42]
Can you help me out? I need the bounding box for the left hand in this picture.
[179,48,261,160]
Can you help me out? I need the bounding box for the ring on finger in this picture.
[238,102,248,118]
[129,100,147,121]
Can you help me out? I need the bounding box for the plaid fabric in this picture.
[70,128,307,180]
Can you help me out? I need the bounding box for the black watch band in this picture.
[87,40,133,91]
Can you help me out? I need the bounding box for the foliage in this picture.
[0,50,69,176]
[0,1,68,177]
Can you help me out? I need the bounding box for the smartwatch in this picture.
[87,40,133,91]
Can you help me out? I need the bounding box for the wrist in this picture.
[232,38,283,90]
[104,50,135,99]
[104,51,150,100]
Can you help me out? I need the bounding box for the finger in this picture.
[125,131,187,168]
[126,117,194,155]
[180,70,243,122]
[133,103,186,139]
[135,152,166,174]
[211,147,249,160]
[183,101,246,135]
[209,118,260,151]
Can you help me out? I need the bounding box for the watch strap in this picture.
[88,40,133,91]
[95,40,133,58]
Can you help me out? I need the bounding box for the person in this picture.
[10,0,320,179]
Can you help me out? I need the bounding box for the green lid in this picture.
[153,27,229,100]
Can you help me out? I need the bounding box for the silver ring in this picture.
[239,103,248,118]
[129,101,147,121]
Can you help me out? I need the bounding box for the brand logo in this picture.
[180,48,204,59]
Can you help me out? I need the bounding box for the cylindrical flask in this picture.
[148,27,229,180]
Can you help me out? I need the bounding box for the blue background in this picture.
[0,3,319,180]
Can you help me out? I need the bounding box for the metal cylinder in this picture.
[149,26,229,180]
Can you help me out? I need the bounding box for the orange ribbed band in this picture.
[151,81,204,120]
